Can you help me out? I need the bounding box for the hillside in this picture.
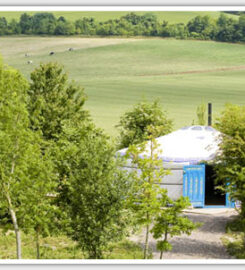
[0,36,245,135]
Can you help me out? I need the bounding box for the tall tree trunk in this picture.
[159,231,168,259]
[144,223,149,259]
[6,193,21,259]
[160,250,163,259]
[143,138,154,260]
[36,227,40,259]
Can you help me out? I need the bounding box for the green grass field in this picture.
[1,36,245,136]
[0,11,237,24]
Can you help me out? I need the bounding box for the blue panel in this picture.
[183,165,205,208]
[226,189,235,208]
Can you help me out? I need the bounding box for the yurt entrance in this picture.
[183,164,234,208]
[205,165,226,206]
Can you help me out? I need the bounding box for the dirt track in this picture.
[138,65,245,77]
[130,209,238,259]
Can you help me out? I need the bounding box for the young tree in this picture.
[0,63,29,259]
[151,195,198,259]
[58,123,131,259]
[27,62,91,257]
[28,62,89,141]
[215,104,245,220]
[0,62,56,259]
[18,145,58,259]
[117,100,173,149]
[125,126,170,259]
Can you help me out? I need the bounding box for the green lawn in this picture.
[0,228,143,259]
[0,11,238,24]
[1,36,245,136]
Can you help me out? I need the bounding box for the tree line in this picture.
[1,12,245,43]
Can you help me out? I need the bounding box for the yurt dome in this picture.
[117,125,222,165]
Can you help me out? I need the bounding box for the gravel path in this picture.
[130,209,238,259]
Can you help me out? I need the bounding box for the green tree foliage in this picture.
[187,15,217,40]
[32,13,57,35]
[0,17,8,35]
[27,62,90,246]
[8,19,21,34]
[75,17,96,35]
[58,123,130,259]
[28,62,89,141]
[15,139,57,259]
[54,21,75,35]
[215,104,245,219]
[216,14,238,42]
[19,13,33,34]
[0,61,56,259]
[215,104,245,249]
[151,195,198,259]
[2,11,245,44]
[165,23,189,39]
[125,126,171,259]
[117,100,173,149]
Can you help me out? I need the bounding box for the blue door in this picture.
[183,165,205,208]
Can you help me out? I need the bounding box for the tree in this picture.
[214,104,245,249]
[32,13,56,34]
[27,62,90,255]
[151,195,198,259]
[0,61,56,259]
[125,126,170,259]
[117,100,173,149]
[0,17,8,35]
[0,62,29,259]
[54,21,75,35]
[75,17,96,35]
[8,19,21,34]
[166,23,189,39]
[58,16,66,23]
[187,15,217,40]
[28,62,89,141]
[19,13,33,34]
[215,104,245,220]
[216,14,238,42]
[58,123,131,259]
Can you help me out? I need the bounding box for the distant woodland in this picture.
[1,12,245,43]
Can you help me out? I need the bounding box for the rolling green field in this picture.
[1,36,245,136]
[0,11,238,24]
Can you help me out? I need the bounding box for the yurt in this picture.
[117,125,235,208]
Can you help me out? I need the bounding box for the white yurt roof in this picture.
[117,125,222,165]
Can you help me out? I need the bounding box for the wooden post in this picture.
[208,103,212,126]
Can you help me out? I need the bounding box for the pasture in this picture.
[1,36,245,135]
[0,11,237,24]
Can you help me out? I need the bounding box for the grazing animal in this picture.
[27,60,33,64]
[68,48,74,51]
[49,51,55,56]
[25,53,29,57]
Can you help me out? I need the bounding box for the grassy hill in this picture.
[0,11,238,24]
[0,36,245,135]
